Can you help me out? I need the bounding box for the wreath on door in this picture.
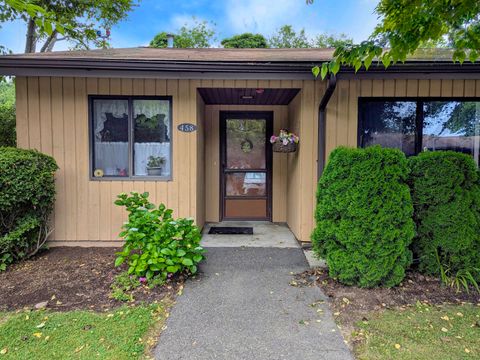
[241,139,253,153]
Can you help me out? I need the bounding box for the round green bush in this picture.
[408,151,480,280]
[311,146,414,287]
[0,147,58,270]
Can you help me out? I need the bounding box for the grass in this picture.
[354,303,480,360]
[0,303,170,360]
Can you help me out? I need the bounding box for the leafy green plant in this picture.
[110,271,141,302]
[114,192,205,282]
[0,147,58,271]
[408,151,480,283]
[147,155,166,168]
[311,146,414,287]
[436,250,480,294]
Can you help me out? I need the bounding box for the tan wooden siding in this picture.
[17,75,477,246]
[16,77,201,246]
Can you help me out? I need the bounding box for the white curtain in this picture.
[95,142,171,177]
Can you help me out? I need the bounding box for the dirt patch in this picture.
[0,247,184,312]
[295,268,480,343]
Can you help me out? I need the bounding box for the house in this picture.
[0,48,479,246]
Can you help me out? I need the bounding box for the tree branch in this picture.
[40,29,58,52]
[25,17,37,53]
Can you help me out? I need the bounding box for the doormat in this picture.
[208,227,253,235]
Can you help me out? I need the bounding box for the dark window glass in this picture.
[423,101,480,164]
[360,101,417,156]
[92,99,129,177]
[91,97,172,179]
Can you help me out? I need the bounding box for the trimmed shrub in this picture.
[408,151,480,281]
[312,146,414,287]
[0,147,58,270]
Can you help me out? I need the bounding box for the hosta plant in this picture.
[114,192,205,283]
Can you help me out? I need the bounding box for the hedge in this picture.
[312,146,414,287]
[0,147,58,270]
[408,151,480,280]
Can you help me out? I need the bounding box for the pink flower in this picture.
[139,277,147,283]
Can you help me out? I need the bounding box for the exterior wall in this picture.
[16,77,202,246]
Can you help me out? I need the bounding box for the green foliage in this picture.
[310,0,480,78]
[221,33,268,48]
[1,0,137,52]
[312,146,414,287]
[313,32,353,48]
[408,151,480,283]
[268,25,310,48]
[150,19,215,48]
[0,81,16,147]
[110,271,142,302]
[0,148,58,270]
[114,192,205,281]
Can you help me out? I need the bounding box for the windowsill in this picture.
[89,176,172,181]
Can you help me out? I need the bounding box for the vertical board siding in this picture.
[17,77,198,246]
[18,76,477,245]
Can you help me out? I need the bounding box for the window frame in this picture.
[88,95,173,181]
[358,97,480,159]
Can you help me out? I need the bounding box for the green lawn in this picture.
[355,303,480,360]
[0,304,169,360]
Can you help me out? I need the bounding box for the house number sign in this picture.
[177,123,197,132]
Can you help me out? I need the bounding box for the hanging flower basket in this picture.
[270,129,299,153]
[272,141,297,153]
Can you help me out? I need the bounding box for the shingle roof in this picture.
[0,47,462,63]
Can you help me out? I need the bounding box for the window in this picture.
[359,99,480,165]
[90,96,172,179]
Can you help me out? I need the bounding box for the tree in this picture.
[150,19,215,48]
[268,25,311,48]
[310,0,480,79]
[313,33,353,48]
[0,0,138,53]
[221,33,268,48]
[0,81,15,147]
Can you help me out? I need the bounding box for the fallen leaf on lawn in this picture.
[56,301,62,305]
[107,314,114,318]
[342,297,350,305]
[33,332,42,338]
[45,336,50,341]
[36,322,46,328]
[74,345,85,353]
[334,312,340,316]
[0,348,7,355]
[441,316,450,321]
[465,348,470,353]
[456,312,463,317]
[441,327,448,332]
[395,344,401,349]
[25,315,29,320]
[51,295,56,300]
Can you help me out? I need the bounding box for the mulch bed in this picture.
[0,247,184,312]
[295,268,480,334]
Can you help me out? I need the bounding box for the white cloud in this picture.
[222,0,325,37]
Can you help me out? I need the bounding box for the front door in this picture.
[220,111,273,221]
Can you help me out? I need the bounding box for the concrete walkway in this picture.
[154,248,353,360]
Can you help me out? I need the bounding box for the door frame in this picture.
[219,111,273,221]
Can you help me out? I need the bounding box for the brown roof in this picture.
[0,47,477,76]
[0,47,462,63]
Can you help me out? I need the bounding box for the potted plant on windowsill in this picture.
[146,155,166,176]
[270,129,299,153]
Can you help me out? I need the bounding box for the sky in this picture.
[0,0,379,53]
